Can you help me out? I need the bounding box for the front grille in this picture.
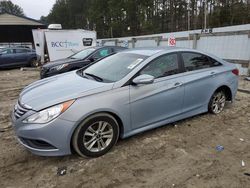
[19,137,57,150]
[14,101,32,119]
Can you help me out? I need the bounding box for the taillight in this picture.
[232,69,239,76]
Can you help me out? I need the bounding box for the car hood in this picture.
[19,71,114,111]
[43,58,83,68]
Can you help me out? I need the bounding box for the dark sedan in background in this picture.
[0,47,37,69]
[40,46,127,79]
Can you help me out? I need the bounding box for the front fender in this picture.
[59,87,131,138]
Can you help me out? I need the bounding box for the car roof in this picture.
[120,47,182,56]
[4,47,27,49]
[92,46,127,50]
[121,47,214,56]
[4,47,34,50]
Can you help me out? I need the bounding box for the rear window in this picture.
[182,52,221,71]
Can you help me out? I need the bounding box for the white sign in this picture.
[45,30,96,61]
[121,40,129,48]
[168,36,176,46]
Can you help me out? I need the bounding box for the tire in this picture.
[208,90,226,114]
[30,58,38,67]
[72,113,119,158]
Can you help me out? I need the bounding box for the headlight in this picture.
[50,64,69,71]
[23,100,75,124]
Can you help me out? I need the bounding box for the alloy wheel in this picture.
[83,121,114,152]
[211,91,226,114]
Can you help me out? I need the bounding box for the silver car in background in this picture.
[12,47,238,157]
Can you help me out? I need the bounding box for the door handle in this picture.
[210,71,216,77]
[174,82,182,87]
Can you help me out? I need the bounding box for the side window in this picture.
[15,49,27,53]
[1,49,14,54]
[92,48,111,59]
[113,47,123,52]
[182,52,221,72]
[140,53,179,78]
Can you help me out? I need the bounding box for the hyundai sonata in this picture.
[12,47,238,157]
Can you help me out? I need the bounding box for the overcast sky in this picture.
[11,0,56,20]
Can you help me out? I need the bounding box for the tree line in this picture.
[0,0,25,16]
[40,0,249,38]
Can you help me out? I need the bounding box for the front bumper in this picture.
[40,68,57,79]
[12,111,77,156]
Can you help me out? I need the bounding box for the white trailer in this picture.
[32,29,96,63]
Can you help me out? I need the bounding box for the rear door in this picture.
[180,52,223,113]
[129,53,185,130]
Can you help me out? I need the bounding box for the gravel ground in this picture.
[239,76,250,91]
[0,69,249,188]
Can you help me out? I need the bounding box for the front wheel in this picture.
[72,113,119,158]
[208,90,226,114]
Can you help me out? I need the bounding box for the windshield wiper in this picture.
[78,70,88,79]
[85,72,103,82]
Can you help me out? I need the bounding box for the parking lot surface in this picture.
[0,69,250,188]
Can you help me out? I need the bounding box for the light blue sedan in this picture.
[12,47,238,157]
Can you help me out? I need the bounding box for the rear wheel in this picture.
[208,90,226,114]
[72,113,119,158]
[30,58,38,67]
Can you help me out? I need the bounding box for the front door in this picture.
[0,49,15,68]
[129,53,185,130]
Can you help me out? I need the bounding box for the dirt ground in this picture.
[0,69,250,188]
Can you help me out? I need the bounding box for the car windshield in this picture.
[82,53,148,82]
[70,48,95,59]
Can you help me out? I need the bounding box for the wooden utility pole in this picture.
[187,0,191,31]
[204,0,207,29]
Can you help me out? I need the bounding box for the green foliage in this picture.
[41,0,250,38]
[0,0,25,16]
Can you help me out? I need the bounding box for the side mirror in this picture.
[88,57,96,62]
[132,74,154,85]
[83,59,92,64]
